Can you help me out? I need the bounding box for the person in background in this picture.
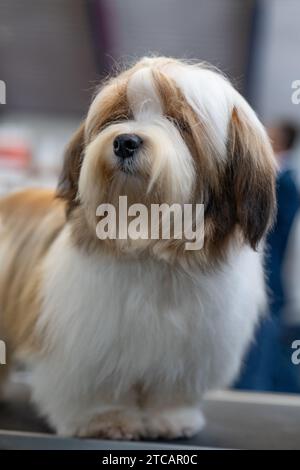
[235,121,300,392]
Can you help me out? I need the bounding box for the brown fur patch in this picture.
[57,122,86,214]
[0,189,66,359]
[227,107,277,248]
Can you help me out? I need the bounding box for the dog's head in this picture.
[57,57,276,262]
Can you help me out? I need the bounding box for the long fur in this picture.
[0,57,276,439]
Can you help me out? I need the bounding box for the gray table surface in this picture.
[1,383,300,450]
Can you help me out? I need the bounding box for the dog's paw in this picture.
[144,406,205,440]
[75,409,146,440]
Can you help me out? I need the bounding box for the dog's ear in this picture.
[57,122,86,213]
[228,105,277,248]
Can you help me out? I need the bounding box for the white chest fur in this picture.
[33,225,265,429]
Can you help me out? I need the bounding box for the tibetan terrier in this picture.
[0,57,276,440]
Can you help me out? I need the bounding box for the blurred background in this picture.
[1,0,300,188]
[1,0,300,397]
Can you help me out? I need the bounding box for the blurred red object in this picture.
[0,139,31,170]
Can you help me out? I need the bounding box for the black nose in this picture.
[113,134,143,159]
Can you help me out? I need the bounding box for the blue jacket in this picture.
[235,168,300,392]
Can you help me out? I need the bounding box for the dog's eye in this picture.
[100,112,134,131]
[177,119,190,133]
[102,116,126,128]
[169,117,190,134]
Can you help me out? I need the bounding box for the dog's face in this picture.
[58,57,276,262]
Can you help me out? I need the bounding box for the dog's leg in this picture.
[139,389,205,440]
[75,407,147,440]
[75,393,205,441]
[49,403,148,440]
[57,402,204,441]
[64,394,205,440]
[33,376,205,440]
[31,365,147,440]
[143,405,205,439]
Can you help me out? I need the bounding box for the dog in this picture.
[0,57,276,440]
